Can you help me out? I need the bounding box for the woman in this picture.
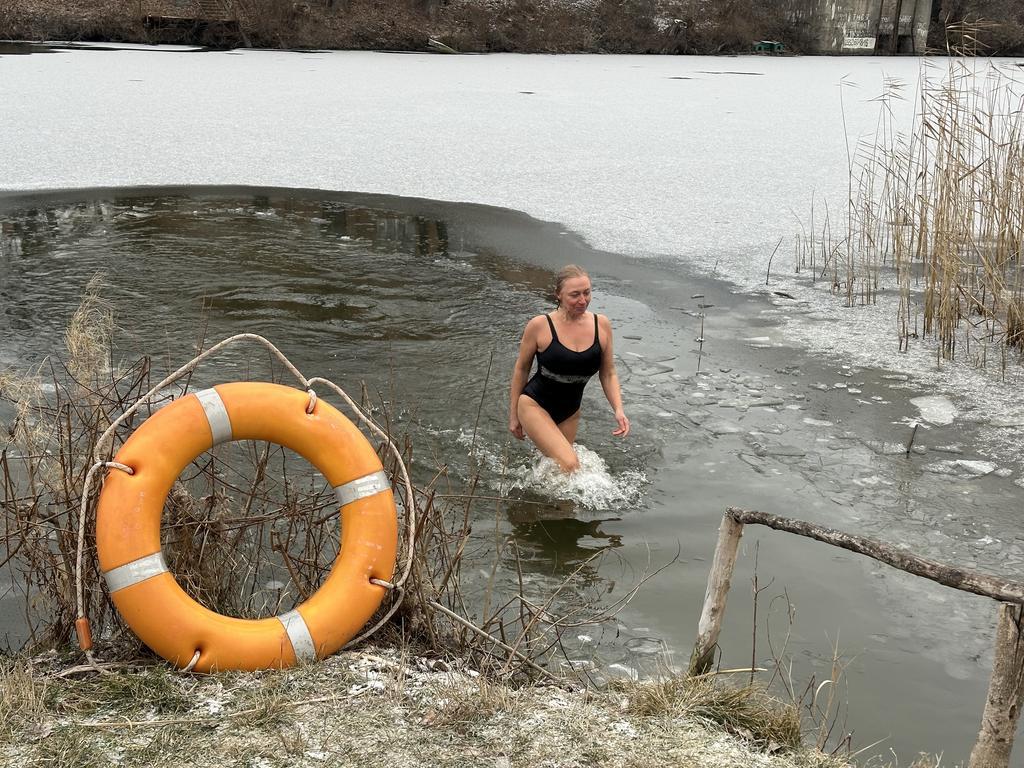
[509,265,630,473]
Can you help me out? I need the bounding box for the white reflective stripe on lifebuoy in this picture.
[334,470,390,507]
[196,388,232,445]
[277,609,317,663]
[104,552,169,594]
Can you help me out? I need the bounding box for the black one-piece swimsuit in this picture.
[522,314,602,424]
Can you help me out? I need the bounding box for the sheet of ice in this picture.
[923,459,997,478]
[910,395,957,426]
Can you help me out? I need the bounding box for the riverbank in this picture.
[0,647,855,768]
[5,0,1024,55]
[0,0,803,54]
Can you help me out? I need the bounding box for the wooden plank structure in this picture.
[690,506,1024,768]
[139,0,245,45]
[142,0,234,21]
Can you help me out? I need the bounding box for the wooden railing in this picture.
[690,507,1024,768]
[138,0,236,21]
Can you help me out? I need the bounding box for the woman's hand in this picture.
[510,415,525,440]
[612,409,630,437]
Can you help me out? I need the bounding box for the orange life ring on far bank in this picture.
[95,382,398,672]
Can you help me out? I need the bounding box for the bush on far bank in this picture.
[0,0,848,55]
[2,0,1024,56]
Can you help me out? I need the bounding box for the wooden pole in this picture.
[689,514,744,676]
[969,604,1024,768]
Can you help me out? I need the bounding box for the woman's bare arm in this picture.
[597,314,630,437]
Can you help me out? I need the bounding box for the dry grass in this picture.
[617,674,803,752]
[0,648,852,768]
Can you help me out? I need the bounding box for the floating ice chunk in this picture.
[910,395,957,426]
[924,459,997,478]
[750,397,786,408]
[803,417,834,427]
[764,444,806,457]
[634,364,674,376]
[625,636,666,656]
[864,440,906,455]
[704,419,743,435]
[989,411,1024,427]
[853,475,892,487]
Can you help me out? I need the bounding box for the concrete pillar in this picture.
[794,0,931,55]
[911,0,934,52]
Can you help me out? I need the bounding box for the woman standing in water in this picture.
[509,265,630,472]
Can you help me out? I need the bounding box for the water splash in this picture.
[505,445,646,510]
[456,431,646,510]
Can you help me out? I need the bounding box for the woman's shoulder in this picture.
[522,313,551,336]
[595,312,612,330]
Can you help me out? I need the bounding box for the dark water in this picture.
[2,187,1022,765]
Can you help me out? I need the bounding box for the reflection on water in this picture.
[506,499,623,575]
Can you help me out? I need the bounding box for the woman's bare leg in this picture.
[517,396,581,473]
[557,410,581,445]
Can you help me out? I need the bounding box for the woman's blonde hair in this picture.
[553,264,589,304]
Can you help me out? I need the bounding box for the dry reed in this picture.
[796,51,1024,376]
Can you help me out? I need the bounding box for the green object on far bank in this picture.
[753,40,785,54]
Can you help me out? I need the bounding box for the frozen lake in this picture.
[2,47,1023,764]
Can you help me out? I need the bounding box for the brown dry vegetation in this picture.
[5,0,1024,54]
[794,56,1024,376]
[0,648,857,768]
[0,0,834,54]
[930,0,1024,55]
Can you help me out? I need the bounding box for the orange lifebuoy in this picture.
[95,382,398,672]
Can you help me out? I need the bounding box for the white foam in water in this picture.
[506,445,647,510]
[456,431,646,509]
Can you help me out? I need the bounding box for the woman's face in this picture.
[558,276,592,315]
